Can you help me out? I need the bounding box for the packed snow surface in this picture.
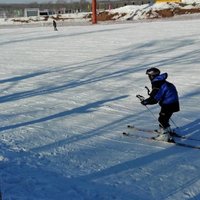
[0,12,200,200]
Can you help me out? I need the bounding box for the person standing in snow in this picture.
[53,20,58,31]
[140,67,180,142]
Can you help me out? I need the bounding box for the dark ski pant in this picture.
[158,110,173,129]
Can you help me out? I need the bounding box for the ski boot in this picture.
[154,127,173,142]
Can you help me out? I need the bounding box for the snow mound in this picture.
[108,3,200,20]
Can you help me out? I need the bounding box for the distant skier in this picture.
[53,20,58,31]
[139,67,180,142]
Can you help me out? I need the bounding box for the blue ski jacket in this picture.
[143,73,180,113]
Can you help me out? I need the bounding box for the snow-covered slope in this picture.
[0,16,200,199]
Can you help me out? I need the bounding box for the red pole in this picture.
[92,0,97,24]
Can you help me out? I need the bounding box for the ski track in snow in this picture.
[0,17,200,200]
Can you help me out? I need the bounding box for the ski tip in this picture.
[123,132,129,136]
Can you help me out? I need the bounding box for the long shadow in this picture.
[77,146,187,181]
[181,88,200,99]
[177,119,200,138]
[0,67,131,102]
[0,151,145,200]
[0,70,49,84]
[0,95,128,132]
[1,34,199,104]
[0,27,130,46]
[30,111,135,153]
[0,65,146,104]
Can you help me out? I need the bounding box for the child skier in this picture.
[140,67,180,142]
[53,20,58,31]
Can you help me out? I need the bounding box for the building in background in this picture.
[24,8,40,17]
[0,9,6,18]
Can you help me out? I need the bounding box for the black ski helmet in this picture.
[146,67,160,76]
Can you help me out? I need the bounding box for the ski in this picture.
[123,131,174,143]
[122,131,200,150]
[127,125,200,142]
